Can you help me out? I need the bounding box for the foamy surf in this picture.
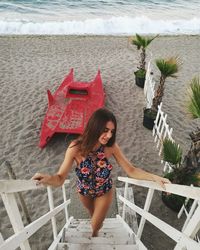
[1,16,200,35]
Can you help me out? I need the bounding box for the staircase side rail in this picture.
[0,199,70,250]
[180,200,199,231]
[118,176,200,241]
[118,177,200,201]
[116,214,148,250]
[118,177,200,249]
[48,216,74,250]
[0,179,70,194]
[178,199,200,243]
[177,184,198,226]
[119,195,200,250]
[0,179,70,250]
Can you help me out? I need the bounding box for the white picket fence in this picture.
[152,102,174,172]
[118,176,200,250]
[0,179,71,250]
[143,60,173,172]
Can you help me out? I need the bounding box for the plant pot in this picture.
[134,70,146,88]
[135,75,145,88]
[143,108,157,130]
[161,192,186,212]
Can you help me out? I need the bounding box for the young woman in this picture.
[32,108,170,237]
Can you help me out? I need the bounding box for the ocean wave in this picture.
[0,16,200,35]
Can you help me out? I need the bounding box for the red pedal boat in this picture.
[39,69,105,148]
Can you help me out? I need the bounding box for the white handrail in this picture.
[118,177,200,200]
[119,195,199,250]
[118,176,200,250]
[0,200,70,250]
[0,179,70,250]
[0,179,70,194]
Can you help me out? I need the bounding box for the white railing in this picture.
[118,176,200,250]
[144,60,156,109]
[151,103,199,241]
[0,179,71,250]
[178,195,200,243]
[152,102,174,172]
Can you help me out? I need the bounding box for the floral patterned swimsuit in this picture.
[75,145,113,198]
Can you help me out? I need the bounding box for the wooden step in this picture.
[71,218,122,227]
[64,235,134,245]
[65,226,123,233]
[64,230,134,239]
[66,218,125,233]
[57,243,139,250]
[59,217,138,249]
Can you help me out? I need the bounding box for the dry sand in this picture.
[0,35,200,250]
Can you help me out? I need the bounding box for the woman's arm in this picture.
[32,142,77,187]
[112,143,170,188]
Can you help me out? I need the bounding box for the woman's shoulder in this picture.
[105,142,120,154]
[109,142,119,150]
[67,140,81,154]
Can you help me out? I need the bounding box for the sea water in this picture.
[0,0,200,35]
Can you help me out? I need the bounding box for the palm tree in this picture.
[132,34,158,72]
[131,34,158,88]
[188,77,200,118]
[162,138,199,211]
[162,139,198,185]
[143,57,180,130]
[152,57,180,110]
[162,139,182,168]
[184,77,200,171]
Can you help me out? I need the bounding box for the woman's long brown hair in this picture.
[76,108,117,156]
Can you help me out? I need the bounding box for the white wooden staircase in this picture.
[0,178,200,250]
[57,217,138,250]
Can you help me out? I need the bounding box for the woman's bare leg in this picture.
[91,188,113,237]
[78,193,95,217]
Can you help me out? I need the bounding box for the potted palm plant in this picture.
[131,34,158,88]
[161,139,199,211]
[161,77,200,212]
[143,57,180,130]
[186,77,200,171]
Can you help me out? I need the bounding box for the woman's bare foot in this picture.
[92,230,98,237]
[91,223,103,237]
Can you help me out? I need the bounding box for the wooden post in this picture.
[1,193,31,250]
[122,182,128,220]
[4,161,32,224]
[0,233,4,244]
[47,186,57,240]
[62,184,69,222]
[137,188,154,239]
[174,203,200,249]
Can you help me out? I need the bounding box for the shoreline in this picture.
[0,34,200,37]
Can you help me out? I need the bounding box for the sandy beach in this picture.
[0,35,200,249]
